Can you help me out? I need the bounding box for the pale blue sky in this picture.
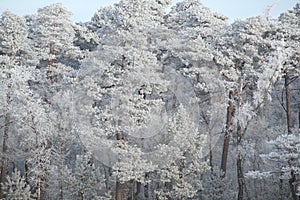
[0,0,298,23]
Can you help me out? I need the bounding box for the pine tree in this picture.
[154,105,209,199]
[2,169,35,200]
[73,153,110,200]
[27,3,82,85]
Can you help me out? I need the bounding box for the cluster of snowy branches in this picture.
[0,0,299,199]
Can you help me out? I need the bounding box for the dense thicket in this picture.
[0,1,299,199]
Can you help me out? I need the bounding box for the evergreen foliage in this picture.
[0,1,299,199]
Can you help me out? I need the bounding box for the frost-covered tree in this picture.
[0,11,27,56]
[0,11,31,198]
[77,1,170,190]
[0,63,49,200]
[40,88,79,200]
[153,105,208,199]
[0,57,51,200]
[76,45,168,199]
[2,169,35,200]
[158,0,228,67]
[111,141,156,199]
[165,0,227,41]
[72,153,110,200]
[0,8,77,199]
[91,0,171,47]
[246,132,300,200]
[214,16,287,199]
[76,1,175,199]
[73,22,100,52]
[155,1,229,173]
[278,3,300,76]
[258,4,300,199]
[1,1,300,199]
[27,3,82,85]
[19,7,85,198]
[202,168,236,200]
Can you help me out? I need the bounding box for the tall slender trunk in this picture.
[279,175,283,200]
[24,159,28,184]
[209,129,213,171]
[130,181,134,200]
[136,182,141,196]
[298,109,300,130]
[285,69,292,134]
[284,69,298,200]
[236,81,246,200]
[144,173,150,198]
[116,119,125,200]
[237,154,244,200]
[59,133,64,200]
[220,91,234,176]
[296,110,300,199]
[237,124,244,200]
[116,181,124,200]
[289,169,298,200]
[156,182,161,200]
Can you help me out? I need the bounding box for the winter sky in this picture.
[0,0,298,23]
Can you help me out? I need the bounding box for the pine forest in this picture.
[0,0,299,199]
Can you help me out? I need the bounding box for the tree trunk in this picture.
[237,156,244,200]
[59,124,65,200]
[284,69,292,134]
[220,91,234,176]
[59,160,64,200]
[298,109,300,130]
[209,129,213,171]
[284,69,298,200]
[279,176,283,200]
[37,173,41,200]
[116,181,124,200]
[289,169,298,200]
[237,124,244,200]
[144,173,150,198]
[24,160,28,183]
[136,182,141,196]
[236,80,246,200]
[116,119,125,200]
